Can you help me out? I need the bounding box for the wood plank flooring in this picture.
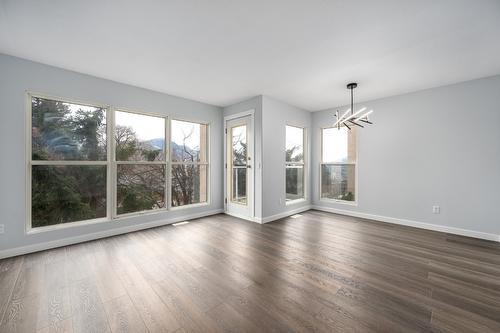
[1,210,499,332]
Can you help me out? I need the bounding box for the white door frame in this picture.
[223,110,255,221]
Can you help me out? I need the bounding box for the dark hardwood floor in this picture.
[1,210,499,333]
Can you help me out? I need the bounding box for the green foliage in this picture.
[31,97,106,161]
[341,191,355,201]
[31,97,107,227]
[32,166,106,227]
[142,149,160,161]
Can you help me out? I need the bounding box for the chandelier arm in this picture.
[348,119,364,128]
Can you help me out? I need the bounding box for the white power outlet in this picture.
[432,206,440,214]
[0,224,4,234]
[279,198,283,205]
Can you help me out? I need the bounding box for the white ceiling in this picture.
[1,0,500,111]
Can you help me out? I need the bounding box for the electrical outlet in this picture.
[432,206,440,214]
[0,224,4,234]
[279,198,283,205]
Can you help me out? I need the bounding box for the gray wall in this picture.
[223,95,312,220]
[262,96,311,218]
[312,75,500,235]
[223,96,263,219]
[0,53,223,253]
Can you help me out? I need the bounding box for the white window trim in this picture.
[26,92,211,234]
[169,117,211,210]
[26,92,113,234]
[285,124,307,205]
[113,108,169,218]
[319,126,359,206]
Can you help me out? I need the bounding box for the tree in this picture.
[31,97,107,227]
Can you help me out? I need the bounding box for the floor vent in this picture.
[172,221,190,226]
[290,214,303,219]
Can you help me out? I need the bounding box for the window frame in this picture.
[319,125,358,206]
[113,108,169,218]
[26,92,113,233]
[285,124,307,205]
[169,117,211,210]
[26,92,211,233]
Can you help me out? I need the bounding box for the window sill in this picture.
[170,201,210,211]
[285,198,307,206]
[27,216,110,234]
[319,198,358,206]
[27,202,211,234]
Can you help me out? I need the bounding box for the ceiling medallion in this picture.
[333,83,373,130]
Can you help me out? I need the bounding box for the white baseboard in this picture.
[312,205,500,242]
[257,205,312,224]
[224,205,312,224]
[0,209,224,259]
[224,211,262,224]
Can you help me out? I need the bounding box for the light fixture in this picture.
[334,83,373,130]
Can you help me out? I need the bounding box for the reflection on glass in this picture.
[321,164,355,201]
[286,165,304,201]
[31,97,107,161]
[232,125,247,166]
[171,165,207,207]
[285,126,304,162]
[117,164,166,214]
[171,120,207,162]
[232,167,247,204]
[32,165,107,227]
[322,127,356,163]
[115,111,165,161]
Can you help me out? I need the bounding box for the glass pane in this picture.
[31,96,107,161]
[171,120,208,162]
[31,165,106,227]
[321,164,355,201]
[286,126,304,162]
[115,111,165,161]
[117,164,166,214]
[322,127,356,163]
[286,165,304,201]
[171,165,208,207]
[231,167,247,204]
[232,125,247,166]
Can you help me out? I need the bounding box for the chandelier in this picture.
[333,83,373,130]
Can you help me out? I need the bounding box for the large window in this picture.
[321,127,357,202]
[285,125,305,202]
[29,94,210,230]
[30,96,108,228]
[170,120,208,207]
[115,111,166,215]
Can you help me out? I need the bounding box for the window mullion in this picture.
[166,116,171,210]
[108,106,115,219]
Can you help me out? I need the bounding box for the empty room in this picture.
[1,1,500,332]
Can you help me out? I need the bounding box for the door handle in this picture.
[247,165,251,169]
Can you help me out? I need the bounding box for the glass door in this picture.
[225,115,253,219]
